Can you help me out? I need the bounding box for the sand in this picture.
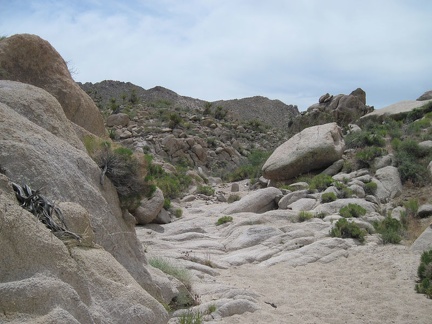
[213,245,432,324]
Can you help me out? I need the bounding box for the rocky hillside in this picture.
[79,80,300,131]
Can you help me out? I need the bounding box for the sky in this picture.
[1,0,431,111]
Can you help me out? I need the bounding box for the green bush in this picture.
[216,216,233,225]
[321,192,337,203]
[397,139,428,158]
[168,112,183,129]
[309,174,334,192]
[214,106,227,120]
[339,203,367,218]
[196,185,215,196]
[298,211,314,222]
[174,208,183,218]
[163,198,171,210]
[395,150,429,185]
[415,249,432,298]
[373,217,402,244]
[226,149,270,182]
[330,218,366,243]
[227,194,241,203]
[404,199,419,217]
[93,145,149,210]
[345,130,385,149]
[145,156,192,199]
[355,146,385,168]
[364,181,378,195]
[408,118,431,135]
[338,186,353,199]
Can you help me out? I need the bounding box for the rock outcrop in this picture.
[289,88,373,134]
[417,90,432,101]
[361,99,432,121]
[262,123,345,181]
[0,80,170,322]
[0,34,106,137]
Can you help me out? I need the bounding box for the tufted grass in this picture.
[148,257,191,289]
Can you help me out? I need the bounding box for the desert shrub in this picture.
[338,186,353,199]
[179,311,203,324]
[227,194,241,203]
[85,139,151,210]
[405,102,432,123]
[226,149,270,182]
[395,150,429,185]
[196,185,215,196]
[145,156,192,199]
[355,146,385,168]
[339,203,367,218]
[364,181,378,195]
[245,119,269,132]
[148,257,191,289]
[174,208,183,218]
[168,112,183,129]
[214,106,227,120]
[203,102,212,115]
[309,174,334,192]
[129,89,138,104]
[321,192,337,203]
[207,304,217,314]
[373,217,402,244]
[298,211,314,222]
[345,130,385,149]
[397,139,428,158]
[407,118,431,135]
[415,249,432,298]
[163,198,171,210]
[330,218,366,243]
[404,199,419,217]
[334,181,345,190]
[216,216,233,225]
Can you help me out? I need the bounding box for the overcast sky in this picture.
[1,0,431,110]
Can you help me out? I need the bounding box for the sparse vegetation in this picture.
[196,185,215,196]
[148,257,191,289]
[330,218,366,243]
[216,216,233,225]
[355,146,385,168]
[309,174,334,192]
[415,249,432,298]
[83,136,151,210]
[364,181,378,195]
[207,304,217,314]
[174,208,183,218]
[227,149,271,182]
[298,211,314,222]
[145,154,192,199]
[178,311,203,324]
[227,194,241,203]
[373,217,402,244]
[339,203,367,218]
[321,192,337,203]
[169,112,183,129]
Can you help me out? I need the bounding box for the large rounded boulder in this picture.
[262,122,345,181]
[0,34,106,137]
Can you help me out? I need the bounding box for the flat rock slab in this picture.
[362,99,432,120]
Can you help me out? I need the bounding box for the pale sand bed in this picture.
[214,245,432,324]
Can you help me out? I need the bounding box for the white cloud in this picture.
[1,0,431,110]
